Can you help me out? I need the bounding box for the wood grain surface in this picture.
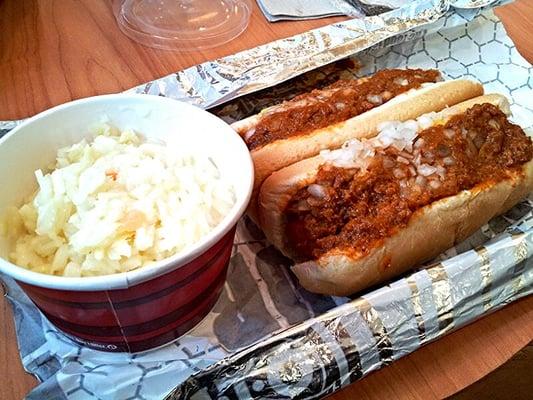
[0,1,532,399]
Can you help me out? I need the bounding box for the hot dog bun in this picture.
[235,78,483,221]
[292,164,532,295]
[258,94,533,295]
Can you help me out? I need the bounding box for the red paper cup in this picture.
[0,95,253,352]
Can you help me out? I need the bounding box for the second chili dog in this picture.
[258,94,533,295]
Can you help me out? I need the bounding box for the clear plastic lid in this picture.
[115,0,251,51]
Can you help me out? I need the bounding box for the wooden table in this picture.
[0,1,531,399]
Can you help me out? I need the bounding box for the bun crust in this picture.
[292,161,533,295]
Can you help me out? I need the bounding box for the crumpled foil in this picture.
[167,208,533,399]
[0,119,24,139]
[1,1,531,399]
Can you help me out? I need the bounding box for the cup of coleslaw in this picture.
[0,94,253,352]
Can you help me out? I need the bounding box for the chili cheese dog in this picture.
[232,69,483,220]
[258,94,533,295]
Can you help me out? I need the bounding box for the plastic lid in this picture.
[115,0,251,51]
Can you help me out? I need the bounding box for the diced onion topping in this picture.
[418,164,437,176]
[429,180,442,189]
[367,94,383,105]
[394,77,409,86]
[443,156,455,166]
[244,128,256,140]
[307,184,327,199]
[318,109,461,201]
[320,112,438,169]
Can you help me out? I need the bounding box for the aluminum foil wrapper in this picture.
[167,207,533,399]
[124,0,449,109]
